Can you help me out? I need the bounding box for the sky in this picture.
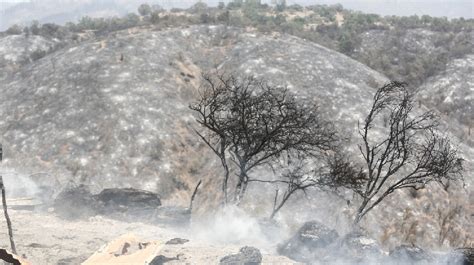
[0,0,472,30]
[304,0,473,18]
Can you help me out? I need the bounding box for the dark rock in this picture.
[150,254,180,265]
[54,186,163,221]
[292,221,339,248]
[0,248,21,265]
[278,221,339,262]
[458,248,474,265]
[389,245,433,264]
[219,246,262,265]
[92,188,161,221]
[445,248,474,265]
[165,238,189,245]
[278,225,385,264]
[53,185,98,219]
[95,188,161,211]
[54,186,191,226]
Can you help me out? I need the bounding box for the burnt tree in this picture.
[352,82,463,225]
[0,144,17,254]
[190,73,337,204]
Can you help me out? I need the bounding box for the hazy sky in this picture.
[300,0,473,18]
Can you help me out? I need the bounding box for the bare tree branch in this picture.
[190,72,338,205]
[349,82,463,226]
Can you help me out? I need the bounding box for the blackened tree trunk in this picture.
[0,176,17,255]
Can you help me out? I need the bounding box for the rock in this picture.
[53,186,193,226]
[278,221,339,262]
[457,248,474,265]
[389,245,433,264]
[0,248,31,265]
[444,248,474,265]
[149,254,180,265]
[54,186,163,221]
[165,238,189,245]
[289,221,340,248]
[53,185,97,219]
[151,206,191,226]
[278,226,386,264]
[94,188,161,214]
[219,246,262,265]
[335,232,385,264]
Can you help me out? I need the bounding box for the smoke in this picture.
[189,205,275,248]
[0,170,41,198]
[180,181,469,265]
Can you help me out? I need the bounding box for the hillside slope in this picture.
[0,25,387,196]
[417,54,473,144]
[0,34,60,81]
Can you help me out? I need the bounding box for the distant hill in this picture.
[0,0,143,30]
[2,2,472,88]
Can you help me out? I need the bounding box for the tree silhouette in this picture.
[190,72,337,204]
[351,82,463,225]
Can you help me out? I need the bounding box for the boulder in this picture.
[278,221,339,262]
[444,248,474,265]
[335,232,385,264]
[95,188,161,212]
[54,186,162,221]
[389,245,433,264]
[165,238,189,245]
[149,254,181,265]
[53,185,98,219]
[92,188,162,221]
[219,246,262,265]
[457,248,474,265]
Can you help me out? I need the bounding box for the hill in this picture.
[0,24,386,196]
[0,24,472,256]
